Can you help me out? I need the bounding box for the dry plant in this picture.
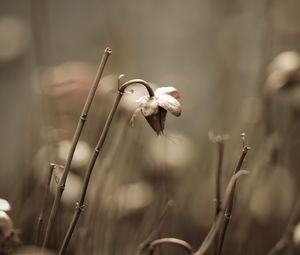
[3,46,300,255]
[33,47,253,255]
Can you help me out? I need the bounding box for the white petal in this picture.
[136,95,149,104]
[155,86,180,99]
[140,97,159,116]
[0,198,11,211]
[156,94,181,116]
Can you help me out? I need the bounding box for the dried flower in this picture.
[132,86,181,135]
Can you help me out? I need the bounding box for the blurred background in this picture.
[1,0,300,254]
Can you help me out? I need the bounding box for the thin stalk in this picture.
[217,146,250,255]
[195,170,249,255]
[214,140,225,255]
[215,141,224,216]
[59,78,155,255]
[148,238,194,255]
[42,47,112,250]
[36,163,55,245]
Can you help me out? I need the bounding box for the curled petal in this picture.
[155,86,180,99]
[156,94,181,116]
[145,108,166,135]
[140,97,159,116]
[0,199,11,212]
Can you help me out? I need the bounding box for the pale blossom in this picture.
[132,86,181,135]
[0,199,11,212]
[0,211,13,240]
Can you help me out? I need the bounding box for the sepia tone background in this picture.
[1,0,300,254]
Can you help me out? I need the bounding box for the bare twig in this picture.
[217,144,250,255]
[195,170,249,255]
[59,78,155,255]
[36,163,55,245]
[41,47,112,251]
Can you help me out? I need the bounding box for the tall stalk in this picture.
[212,136,225,255]
[41,47,112,250]
[59,78,155,254]
[195,170,249,255]
[217,145,250,255]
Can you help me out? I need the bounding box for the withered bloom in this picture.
[133,86,181,135]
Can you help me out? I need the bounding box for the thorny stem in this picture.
[148,238,194,255]
[195,170,249,255]
[217,146,250,255]
[41,47,112,251]
[137,200,174,255]
[36,163,55,245]
[59,78,155,255]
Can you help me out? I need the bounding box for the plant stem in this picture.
[195,170,249,255]
[119,79,155,97]
[217,146,250,255]
[148,238,194,255]
[41,47,112,251]
[36,163,55,245]
[59,79,155,255]
[214,139,224,255]
[215,140,224,217]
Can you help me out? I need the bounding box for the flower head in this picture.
[0,199,13,241]
[0,199,11,212]
[0,211,13,240]
[133,86,181,135]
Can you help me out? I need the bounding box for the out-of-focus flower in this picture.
[57,140,92,169]
[265,51,300,94]
[0,199,11,212]
[14,246,55,255]
[0,16,30,62]
[0,211,13,240]
[133,87,181,135]
[293,222,300,247]
[102,181,153,219]
[0,199,13,240]
[249,167,295,223]
[0,200,21,254]
[145,132,194,176]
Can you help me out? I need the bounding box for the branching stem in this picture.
[59,78,155,254]
[195,170,249,255]
[217,146,250,255]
